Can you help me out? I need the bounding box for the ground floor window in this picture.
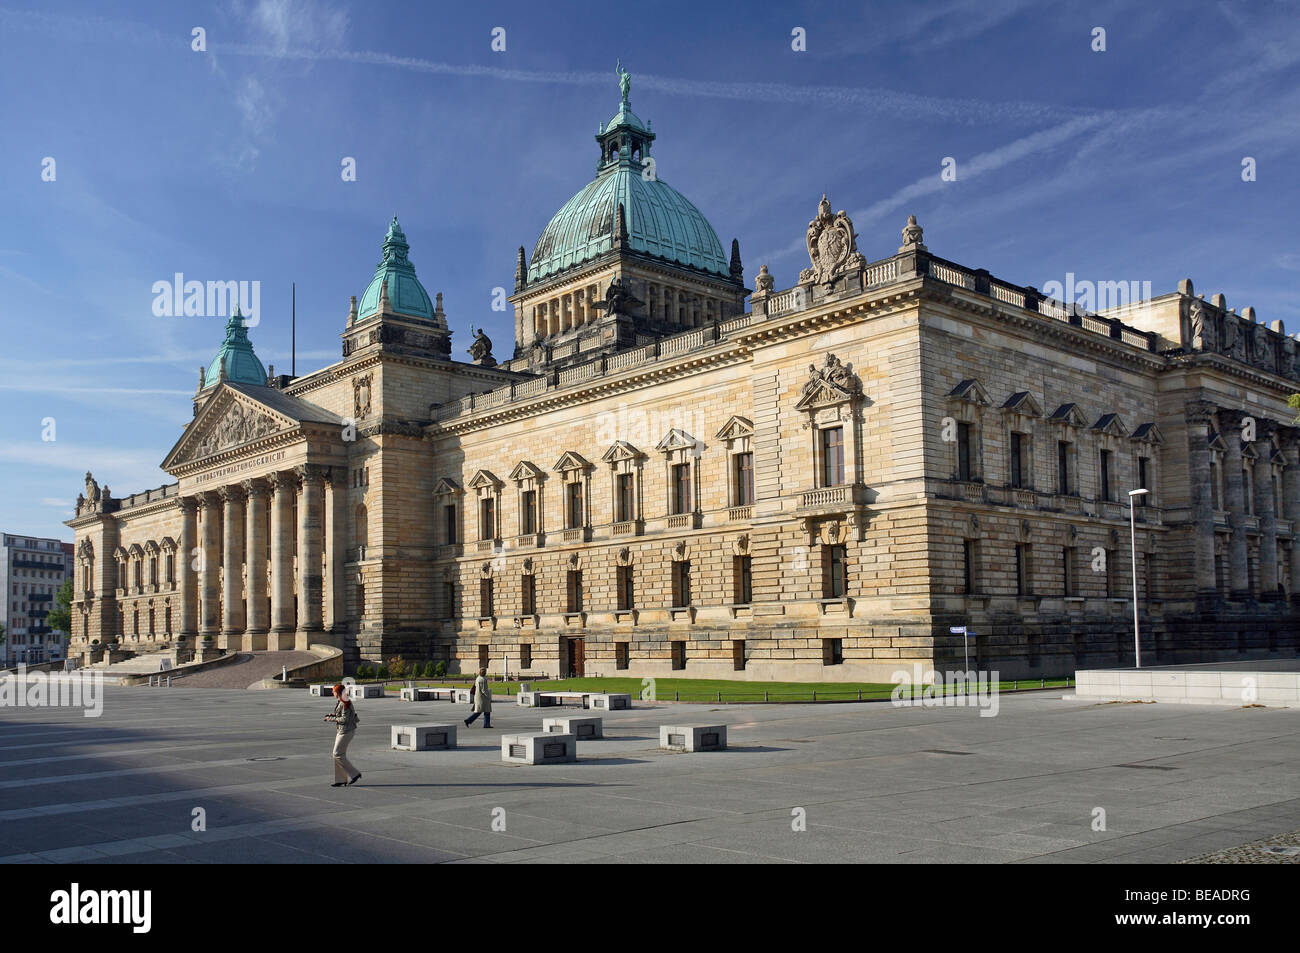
[823,638,843,665]
[671,640,686,670]
[520,643,532,670]
[732,639,746,671]
[615,641,629,670]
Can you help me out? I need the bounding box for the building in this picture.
[2,534,74,665]
[65,72,1300,679]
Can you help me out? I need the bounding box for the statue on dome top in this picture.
[617,59,631,106]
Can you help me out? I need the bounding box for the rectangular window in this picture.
[825,544,847,598]
[566,481,583,528]
[1010,432,1025,488]
[672,561,692,607]
[442,580,454,619]
[1137,457,1149,505]
[823,638,844,666]
[672,463,692,514]
[1015,544,1031,596]
[1106,549,1117,597]
[616,473,635,522]
[616,565,634,610]
[479,578,494,618]
[732,639,746,671]
[734,452,754,505]
[521,575,536,615]
[957,422,972,482]
[615,642,630,670]
[734,555,753,604]
[1099,449,1112,502]
[821,426,845,486]
[1057,441,1071,494]
[521,490,537,534]
[566,570,583,613]
[1063,547,1075,597]
[520,643,532,670]
[478,644,489,670]
[444,504,457,544]
[479,498,495,540]
[670,640,686,671]
[962,539,976,595]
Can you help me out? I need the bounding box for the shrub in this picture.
[388,656,407,679]
[424,660,438,678]
[356,664,372,679]
[434,660,447,677]
[376,665,390,680]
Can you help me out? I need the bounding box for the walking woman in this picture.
[325,683,362,787]
[463,668,492,728]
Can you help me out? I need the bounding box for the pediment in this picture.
[1131,422,1163,445]
[468,469,503,491]
[510,460,545,482]
[1049,403,1087,427]
[553,450,592,473]
[655,429,698,453]
[947,378,991,406]
[164,386,295,470]
[1091,413,1129,437]
[433,477,462,496]
[715,415,754,441]
[601,440,644,463]
[1000,391,1043,417]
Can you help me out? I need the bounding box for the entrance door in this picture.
[566,638,586,678]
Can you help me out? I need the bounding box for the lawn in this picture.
[370,675,1071,703]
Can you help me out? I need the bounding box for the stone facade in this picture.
[65,93,1300,680]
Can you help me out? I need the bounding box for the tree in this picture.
[0,621,6,645]
[46,579,74,634]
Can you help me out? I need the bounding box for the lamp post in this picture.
[1128,488,1149,668]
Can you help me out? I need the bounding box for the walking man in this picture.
[464,668,492,728]
[326,683,362,787]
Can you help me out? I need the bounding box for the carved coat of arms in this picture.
[800,195,861,284]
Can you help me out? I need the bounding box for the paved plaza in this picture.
[1,685,1298,864]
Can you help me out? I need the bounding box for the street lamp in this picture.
[1128,488,1150,668]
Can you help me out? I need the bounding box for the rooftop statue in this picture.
[617,59,631,106]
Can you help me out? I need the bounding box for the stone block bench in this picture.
[516,691,557,708]
[348,684,384,700]
[588,693,631,710]
[501,732,576,765]
[400,686,459,702]
[391,723,457,751]
[543,715,602,739]
[310,684,336,697]
[660,724,727,752]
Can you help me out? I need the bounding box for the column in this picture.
[295,464,326,649]
[1185,403,1218,596]
[177,497,199,641]
[269,470,297,649]
[243,479,270,648]
[198,493,221,640]
[1254,422,1279,600]
[1219,410,1250,599]
[324,467,348,645]
[220,485,246,646]
[1279,428,1300,604]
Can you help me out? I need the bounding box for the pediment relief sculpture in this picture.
[185,398,283,462]
[796,353,862,410]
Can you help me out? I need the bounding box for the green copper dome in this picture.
[204,307,267,388]
[527,67,729,284]
[358,217,434,321]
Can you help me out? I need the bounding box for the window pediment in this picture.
[947,378,991,407]
[1131,422,1163,445]
[654,429,699,454]
[510,460,545,482]
[1049,403,1087,428]
[1091,413,1129,437]
[601,440,644,464]
[553,451,592,474]
[1000,391,1042,417]
[467,469,503,491]
[715,415,754,441]
[433,477,463,497]
[797,355,862,411]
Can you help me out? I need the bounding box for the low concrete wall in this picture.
[251,644,344,690]
[1076,667,1300,708]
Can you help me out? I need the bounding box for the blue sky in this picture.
[1,0,1298,540]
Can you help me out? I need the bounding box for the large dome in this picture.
[527,90,729,284]
[204,308,266,388]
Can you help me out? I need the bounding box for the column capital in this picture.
[1215,407,1250,430]
[177,496,199,514]
[1253,417,1278,443]
[196,490,222,511]
[241,477,271,499]
[217,484,245,504]
[1184,400,1217,425]
[296,463,328,486]
[1276,425,1300,460]
[268,469,299,492]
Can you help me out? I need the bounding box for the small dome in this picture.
[204,308,266,388]
[358,217,435,321]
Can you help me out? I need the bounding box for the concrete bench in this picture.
[541,690,590,707]
[453,687,473,704]
[660,724,727,752]
[309,684,336,697]
[516,691,556,708]
[501,732,576,764]
[400,686,457,702]
[391,723,457,751]
[347,684,384,700]
[588,693,631,710]
[543,715,602,739]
